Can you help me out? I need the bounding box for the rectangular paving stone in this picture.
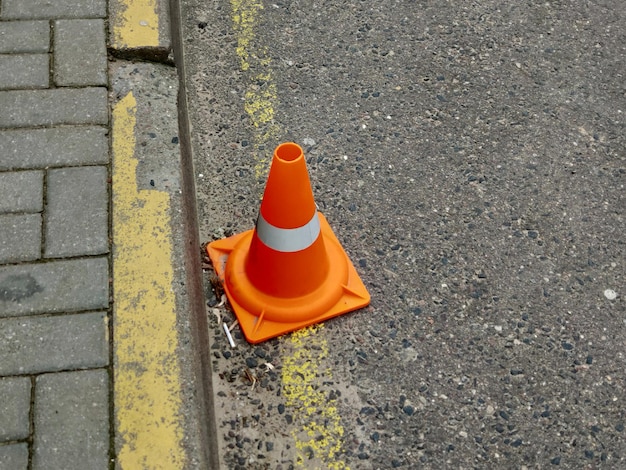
[33,370,108,470]
[0,21,49,53]
[0,312,108,375]
[0,54,49,89]
[45,166,108,257]
[54,19,106,86]
[0,257,109,317]
[0,214,41,263]
[0,127,108,170]
[1,0,106,19]
[0,170,43,213]
[0,88,108,128]
[0,377,31,442]
[0,443,28,469]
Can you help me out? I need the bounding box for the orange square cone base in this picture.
[207,213,370,344]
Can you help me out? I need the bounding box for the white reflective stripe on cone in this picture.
[255,211,321,252]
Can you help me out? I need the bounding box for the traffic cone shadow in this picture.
[207,142,370,343]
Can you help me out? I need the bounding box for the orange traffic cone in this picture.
[207,142,370,343]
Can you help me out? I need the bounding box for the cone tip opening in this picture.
[275,142,303,163]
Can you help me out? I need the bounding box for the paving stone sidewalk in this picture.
[0,1,111,468]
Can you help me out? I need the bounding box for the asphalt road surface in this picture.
[180,1,625,468]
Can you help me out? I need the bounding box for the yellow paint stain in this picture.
[252,123,281,180]
[112,92,186,469]
[282,325,349,470]
[231,0,264,71]
[230,2,349,465]
[230,0,280,179]
[112,0,159,48]
[244,82,277,126]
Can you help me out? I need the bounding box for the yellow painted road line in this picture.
[282,325,349,470]
[230,1,349,465]
[112,0,159,48]
[112,92,186,469]
[230,0,280,179]
[230,0,263,71]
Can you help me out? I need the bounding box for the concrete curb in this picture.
[108,0,219,468]
[109,0,174,63]
[169,0,222,466]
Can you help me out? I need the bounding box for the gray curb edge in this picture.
[169,0,221,467]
